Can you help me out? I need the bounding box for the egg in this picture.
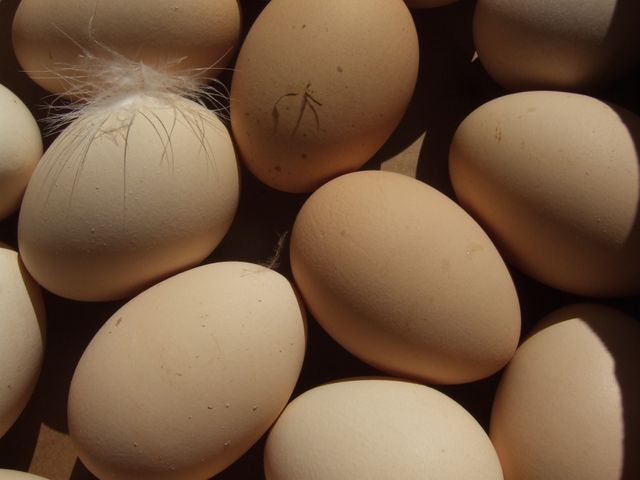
[18,93,239,301]
[449,91,640,297]
[0,83,42,221]
[0,471,49,480]
[68,261,306,480]
[230,0,419,192]
[12,0,242,95]
[0,245,46,439]
[290,170,520,384]
[490,304,640,480]
[265,378,504,479]
[473,0,640,90]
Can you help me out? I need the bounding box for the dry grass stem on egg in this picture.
[263,231,290,270]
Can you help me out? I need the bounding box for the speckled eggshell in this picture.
[230,0,419,192]
[264,378,504,479]
[0,470,49,480]
[18,93,240,301]
[290,170,520,384]
[68,261,307,480]
[0,83,42,221]
[490,304,640,480]
[449,91,640,297]
[473,0,640,90]
[12,0,242,95]
[0,245,45,439]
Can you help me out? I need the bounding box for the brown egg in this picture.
[18,93,240,301]
[12,0,242,95]
[0,245,45,439]
[0,83,42,221]
[473,0,640,90]
[0,471,49,480]
[449,91,640,297]
[490,304,640,480]
[230,0,419,192]
[68,261,307,480]
[290,170,520,384]
[265,378,504,479]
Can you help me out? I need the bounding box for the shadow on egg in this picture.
[537,306,640,479]
[587,313,640,480]
[0,0,52,144]
[612,103,640,279]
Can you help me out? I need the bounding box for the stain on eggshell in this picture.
[231,0,419,192]
[490,304,640,480]
[12,0,242,95]
[68,262,307,480]
[264,378,504,479]
[449,91,640,297]
[290,170,520,384]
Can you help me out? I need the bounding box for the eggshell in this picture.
[230,0,419,192]
[12,0,242,95]
[290,170,520,384]
[490,304,640,480]
[0,471,49,480]
[0,246,45,439]
[473,0,640,90]
[264,378,504,479]
[0,83,42,221]
[18,93,240,301]
[68,261,306,480]
[449,91,640,297]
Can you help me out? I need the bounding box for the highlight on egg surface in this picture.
[0,245,46,439]
[264,378,504,480]
[12,0,242,96]
[290,170,520,384]
[449,90,640,297]
[68,261,307,480]
[231,0,419,192]
[490,303,640,480]
[0,83,42,221]
[18,86,240,302]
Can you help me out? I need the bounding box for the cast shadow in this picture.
[29,293,123,434]
[0,0,53,141]
[364,0,504,199]
[534,304,640,479]
[204,162,308,281]
[0,395,41,471]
